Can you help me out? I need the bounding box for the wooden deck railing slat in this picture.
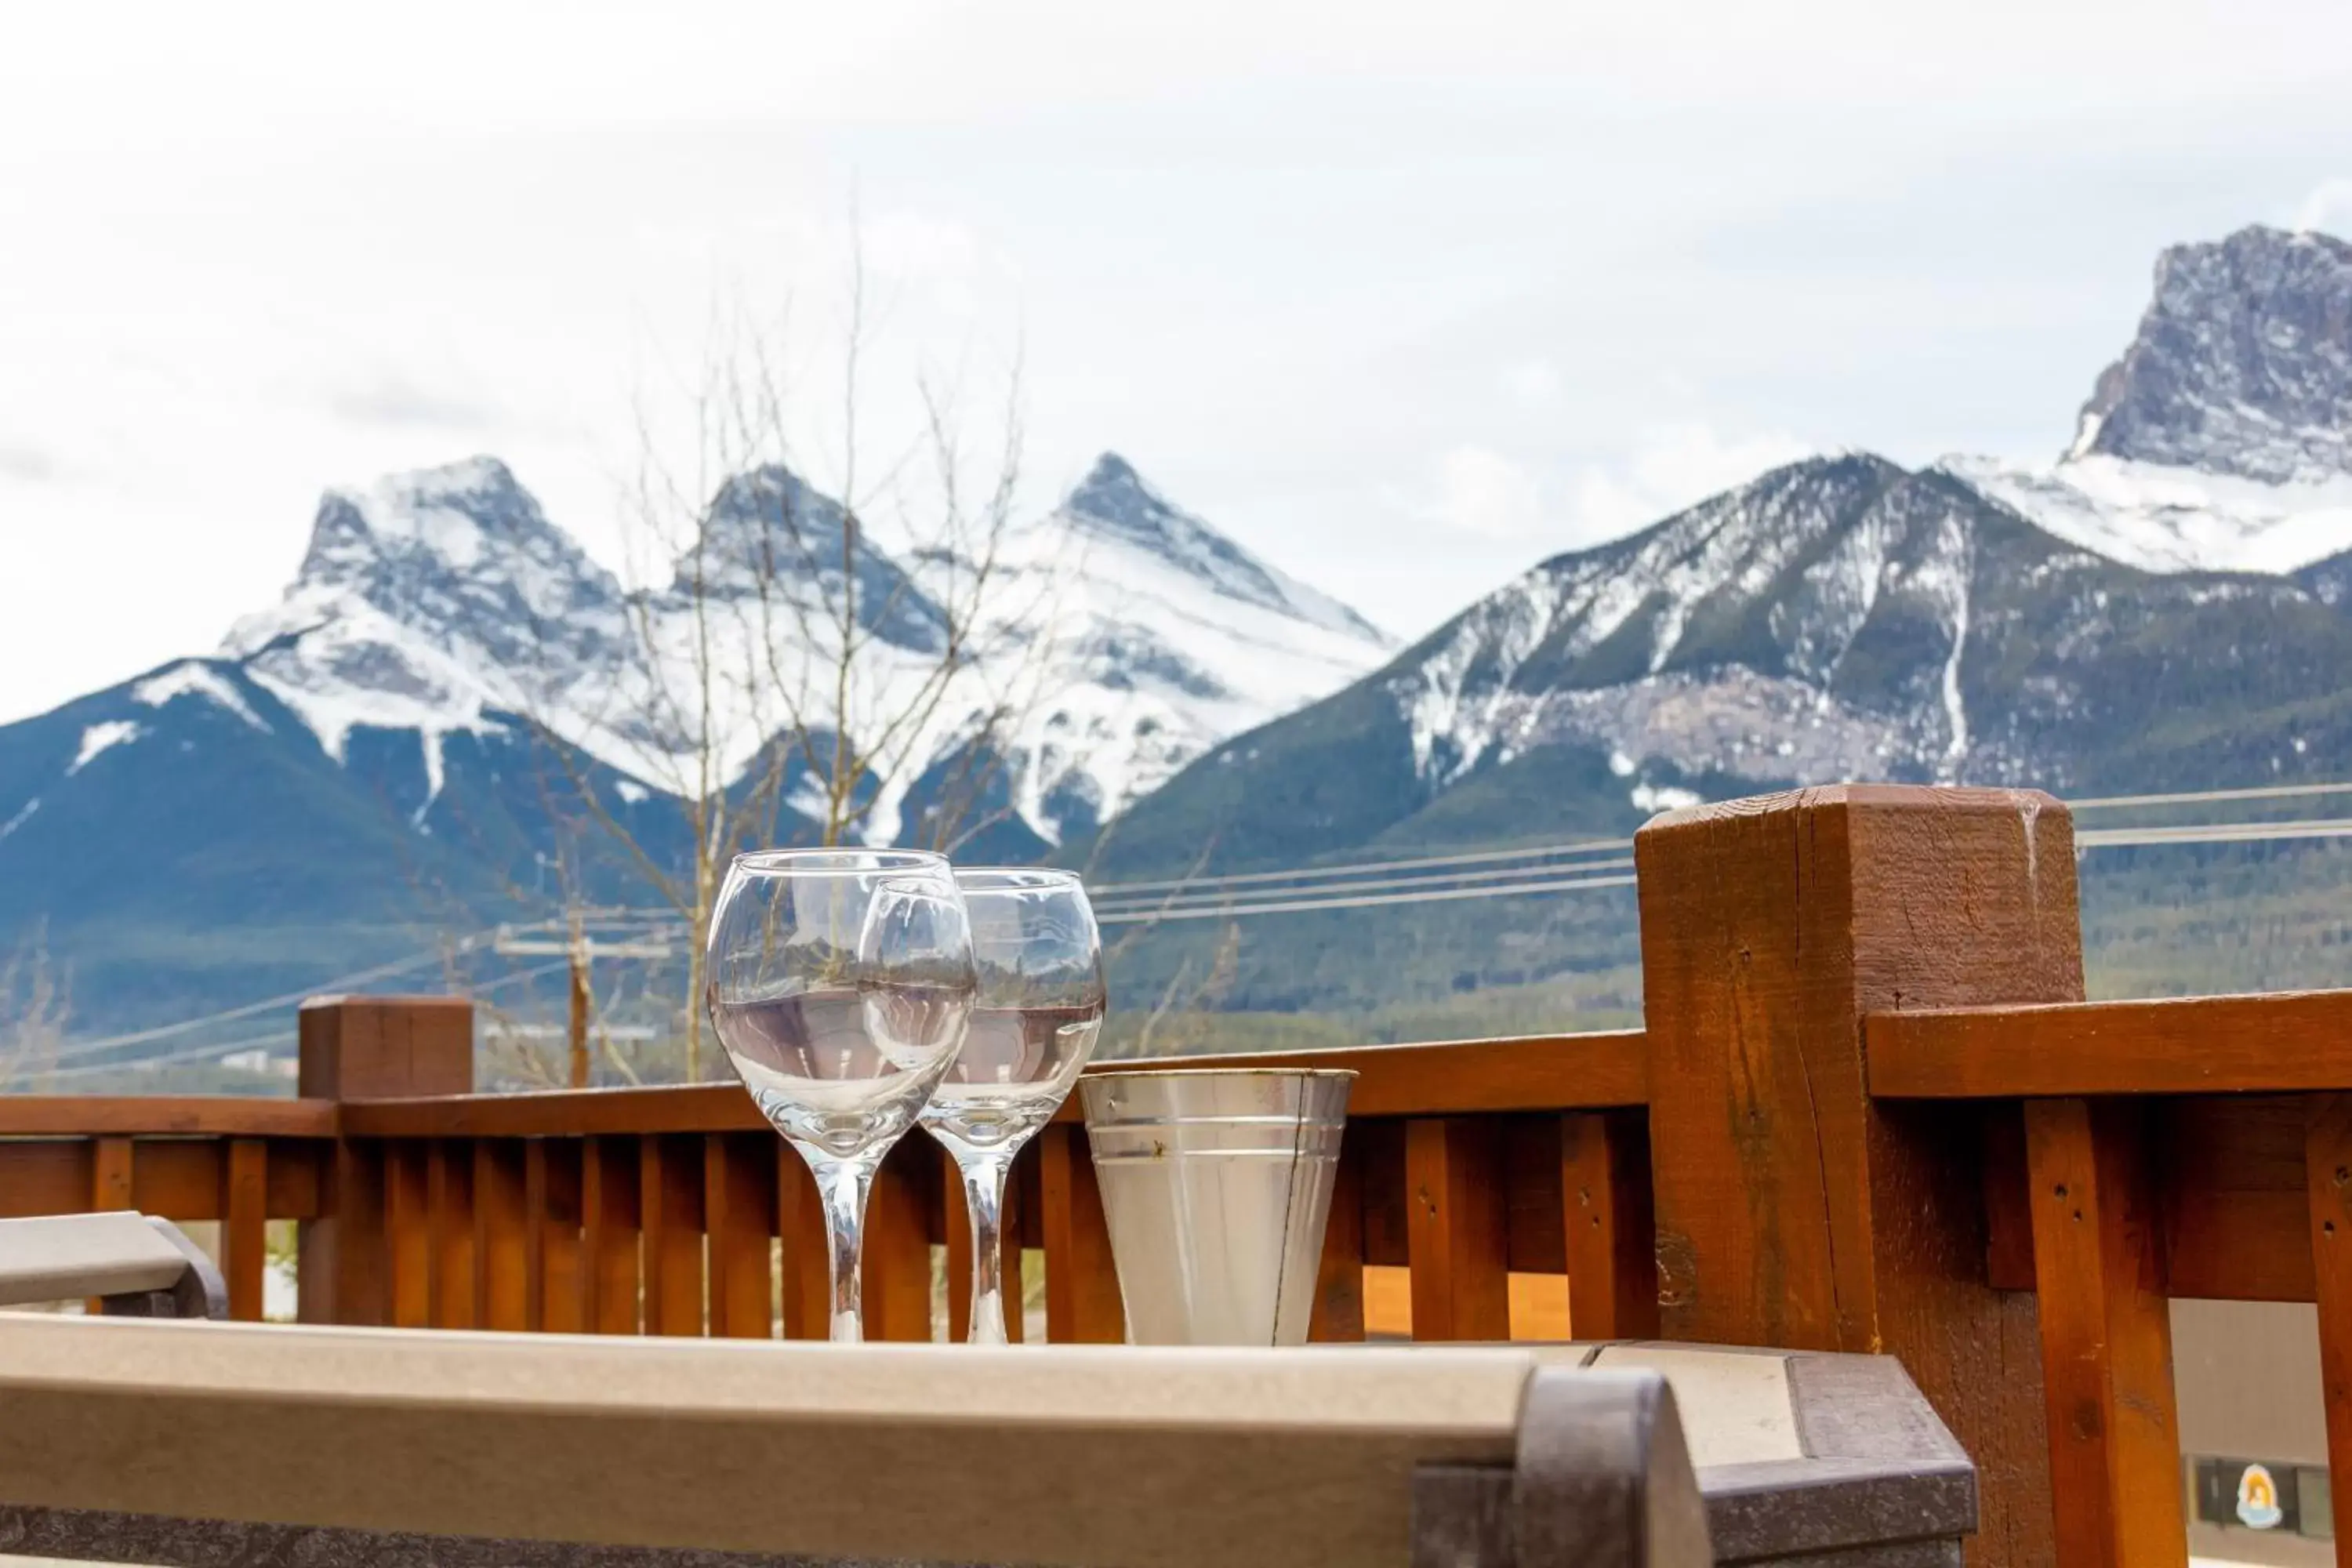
[426,1140,474,1330]
[473,1139,530,1331]
[706,1132,775,1339]
[1308,1128,1367,1341]
[639,1134,703,1337]
[866,1145,935,1342]
[220,1138,268,1323]
[82,1136,136,1313]
[2024,1098,2186,1568]
[1039,1123,1122,1342]
[2303,1095,2352,1568]
[1403,1117,1510,1342]
[777,1145,827,1340]
[384,1142,430,1329]
[1559,1109,1657,1341]
[581,1135,640,1334]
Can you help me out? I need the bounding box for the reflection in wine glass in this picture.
[706,850,975,1341]
[919,868,1105,1344]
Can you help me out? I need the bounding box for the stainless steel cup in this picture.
[1078,1067,1355,1345]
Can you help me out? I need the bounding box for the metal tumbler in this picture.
[1078,1067,1355,1345]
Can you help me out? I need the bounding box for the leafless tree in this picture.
[526,241,1061,1080]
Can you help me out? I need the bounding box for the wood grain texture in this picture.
[472,1141,529,1332]
[1983,1106,2037,1293]
[1069,1033,1650,1118]
[580,1136,640,1335]
[88,1136,135,1211]
[1501,1116,1567,1274]
[639,1134,704,1336]
[777,1148,828,1341]
[220,1140,268,1323]
[84,1137,137,1313]
[384,1142,430,1330]
[1869,989,2352,1098]
[1559,1111,1657,1340]
[1359,1120,1409,1269]
[2305,1094,2352,1568]
[300,1140,383,1325]
[2163,1094,2316,1301]
[0,1098,336,1138]
[342,1030,1650,1144]
[426,1142,476,1330]
[2024,1098,2184,1568]
[1635,784,2076,1568]
[864,1141,935,1343]
[1404,1118,1509,1342]
[530,1139,583,1334]
[297,997,474,1103]
[1040,1123,1123,1343]
[704,1134,775,1340]
[1308,1129,1367,1342]
[343,1083,766,1139]
[125,1141,227,1220]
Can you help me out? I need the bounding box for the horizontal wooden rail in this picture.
[339,1030,1652,1141]
[0,1098,336,1138]
[1070,1032,1650,1119]
[1867,990,2352,1098]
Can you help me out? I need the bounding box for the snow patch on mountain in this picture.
[1944,453,2352,575]
[132,662,271,731]
[69,721,141,775]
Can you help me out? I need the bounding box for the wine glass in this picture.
[706,849,975,1342]
[920,867,1106,1344]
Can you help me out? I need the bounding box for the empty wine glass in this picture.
[706,849,975,1342]
[920,868,1106,1344]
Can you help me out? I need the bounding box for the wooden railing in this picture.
[5,782,2352,1568]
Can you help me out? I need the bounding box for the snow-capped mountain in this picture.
[1087,223,2352,884]
[1937,227,2352,575]
[2071,225,2352,484]
[220,450,1388,849]
[0,448,1388,1029]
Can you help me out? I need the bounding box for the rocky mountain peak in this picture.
[2068,223,2352,482]
[1058,452,1387,643]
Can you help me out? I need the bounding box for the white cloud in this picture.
[1502,360,1563,405]
[1566,423,1813,549]
[1436,445,1545,540]
[2296,179,2352,238]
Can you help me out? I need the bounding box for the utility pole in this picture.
[493,912,675,1087]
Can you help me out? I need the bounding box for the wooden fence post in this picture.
[296,996,474,1326]
[1635,785,2082,1567]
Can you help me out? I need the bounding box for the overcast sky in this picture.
[3,1,2350,722]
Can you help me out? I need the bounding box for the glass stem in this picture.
[811,1154,877,1344]
[958,1149,1015,1345]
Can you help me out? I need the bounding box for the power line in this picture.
[1083,778,2352,909]
[2069,780,2352,811]
[1087,834,1634,895]
[24,1029,300,1085]
[49,937,495,1059]
[2079,817,2352,848]
[1091,856,1637,915]
[1094,871,1638,924]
